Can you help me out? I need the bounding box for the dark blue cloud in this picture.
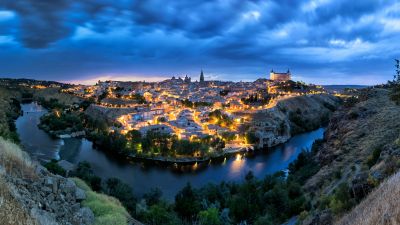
[0,0,399,84]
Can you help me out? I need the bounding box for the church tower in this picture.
[200,69,205,83]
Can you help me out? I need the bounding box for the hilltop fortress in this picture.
[270,69,291,81]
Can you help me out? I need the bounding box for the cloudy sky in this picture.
[0,0,399,85]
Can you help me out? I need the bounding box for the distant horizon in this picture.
[0,75,376,86]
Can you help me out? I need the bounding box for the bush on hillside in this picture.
[329,182,355,215]
[71,161,102,191]
[105,178,137,215]
[44,159,66,176]
[72,178,130,225]
[141,203,181,225]
[366,147,382,168]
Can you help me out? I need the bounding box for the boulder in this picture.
[0,165,5,175]
[31,208,59,225]
[44,177,54,187]
[75,188,86,201]
[35,165,50,176]
[80,207,95,225]
[60,179,77,194]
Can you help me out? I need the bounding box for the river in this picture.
[16,102,325,200]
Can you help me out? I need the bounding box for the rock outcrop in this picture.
[85,104,137,122]
[0,136,95,225]
[1,165,94,225]
[248,94,340,148]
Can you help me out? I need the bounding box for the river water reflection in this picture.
[16,102,325,200]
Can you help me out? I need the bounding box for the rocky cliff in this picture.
[85,104,137,123]
[300,88,400,224]
[248,94,340,148]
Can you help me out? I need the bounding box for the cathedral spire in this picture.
[200,69,204,83]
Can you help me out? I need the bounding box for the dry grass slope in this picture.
[337,171,400,225]
[0,137,38,225]
[0,137,35,178]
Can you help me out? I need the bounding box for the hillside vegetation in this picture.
[300,88,400,224]
[72,177,132,225]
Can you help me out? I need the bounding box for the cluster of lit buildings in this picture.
[63,69,325,148]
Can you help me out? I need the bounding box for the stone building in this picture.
[270,69,291,81]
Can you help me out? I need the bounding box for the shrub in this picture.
[334,170,342,179]
[71,161,102,191]
[141,203,181,225]
[105,178,137,215]
[198,207,221,225]
[298,211,309,222]
[254,214,273,225]
[366,147,382,168]
[175,183,201,220]
[73,178,129,225]
[348,111,359,120]
[323,102,336,111]
[44,159,66,176]
[329,182,354,215]
[71,177,91,191]
[245,132,259,144]
[343,96,359,108]
[143,188,162,206]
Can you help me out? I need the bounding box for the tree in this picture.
[79,98,95,110]
[72,161,102,191]
[44,159,66,176]
[254,214,273,225]
[175,183,201,220]
[229,195,250,222]
[143,203,181,225]
[245,132,259,144]
[198,207,221,225]
[391,59,400,104]
[394,59,400,83]
[330,182,353,214]
[144,188,163,206]
[127,129,142,143]
[97,90,109,103]
[105,178,137,215]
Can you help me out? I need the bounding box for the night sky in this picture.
[0,0,399,85]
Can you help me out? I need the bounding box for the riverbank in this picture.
[128,145,254,165]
